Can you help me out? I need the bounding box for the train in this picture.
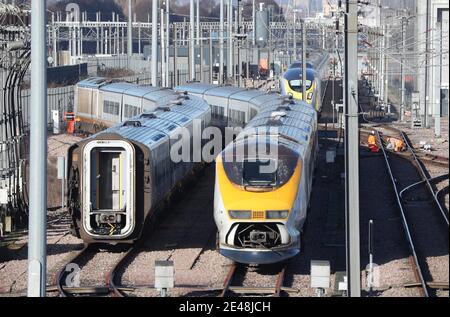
[279,55,329,112]
[173,83,318,264]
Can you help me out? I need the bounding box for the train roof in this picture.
[77,77,109,89]
[229,89,267,102]
[122,85,164,97]
[258,101,316,118]
[249,93,284,109]
[175,83,246,98]
[96,93,209,148]
[142,88,176,103]
[106,124,170,147]
[174,83,218,95]
[99,82,139,93]
[204,85,244,98]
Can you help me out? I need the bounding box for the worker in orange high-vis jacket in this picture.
[394,138,405,152]
[386,137,405,152]
[368,131,379,152]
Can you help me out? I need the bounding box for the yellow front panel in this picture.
[283,79,315,105]
[216,156,302,215]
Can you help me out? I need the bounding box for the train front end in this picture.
[214,137,304,264]
[67,135,147,243]
[280,68,319,110]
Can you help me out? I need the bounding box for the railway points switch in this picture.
[310,260,331,289]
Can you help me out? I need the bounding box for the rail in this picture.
[220,262,288,297]
[376,131,429,297]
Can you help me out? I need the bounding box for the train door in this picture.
[83,140,135,238]
[95,150,125,211]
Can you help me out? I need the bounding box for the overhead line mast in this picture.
[344,0,361,297]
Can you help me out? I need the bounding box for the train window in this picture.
[124,104,140,118]
[152,134,165,142]
[288,79,312,92]
[103,100,120,116]
[250,108,258,120]
[229,109,245,124]
[221,141,299,188]
[211,105,224,119]
[167,124,176,131]
[242,159,277,187]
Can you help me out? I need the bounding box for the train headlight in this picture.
[229,210,252,219]
[266,210,289,219]
[307,92,313,100]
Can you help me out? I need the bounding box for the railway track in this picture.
[54,244,135,297]
[220,263,289,297]
[361,128,449,169]
[376,130,449,297]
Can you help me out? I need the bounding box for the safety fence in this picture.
[80,55,151,76]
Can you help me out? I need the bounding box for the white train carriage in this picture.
[74,78,179,133]
[67,90,211,243]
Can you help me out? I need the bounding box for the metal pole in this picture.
[228,0,233,79]
[301,20,306,102]
[108,22,112,55]
[384,25,389,114]
[166,0,170,87]
[161,8,166,87]
[182,17,186,45]
[196,0,200,45]
[77,25,81,57]
[68,25,72,58]
[52,13,57,66]
[380,26,385,107]
[209,27,213,84]
[138,22,141,54]
[252,0,256,46]
[424,0,431,128]
[434,22,442,137]
[200,35,204,83]
[174,25,178,85]
[246,39,250,84]
[368,220,374,293]
[332,36,336,129]
[219,0,224,83]
[28,0,47,297]
[111,13,115,54]
[151,0,158,86]
[106,29,109,55]
[400,19,406,122]
[238,2,242,87]
[293,10,297,60]
[80,24,84,56]
[417,0,427,127]
[100,15,104,54]
[96,12,100,55]
[322,26,326,50]
[190,0,195,81]
[128,0,133,56]
[61,159,65,213]
[121,27,125,54]
[344,0,361,297]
